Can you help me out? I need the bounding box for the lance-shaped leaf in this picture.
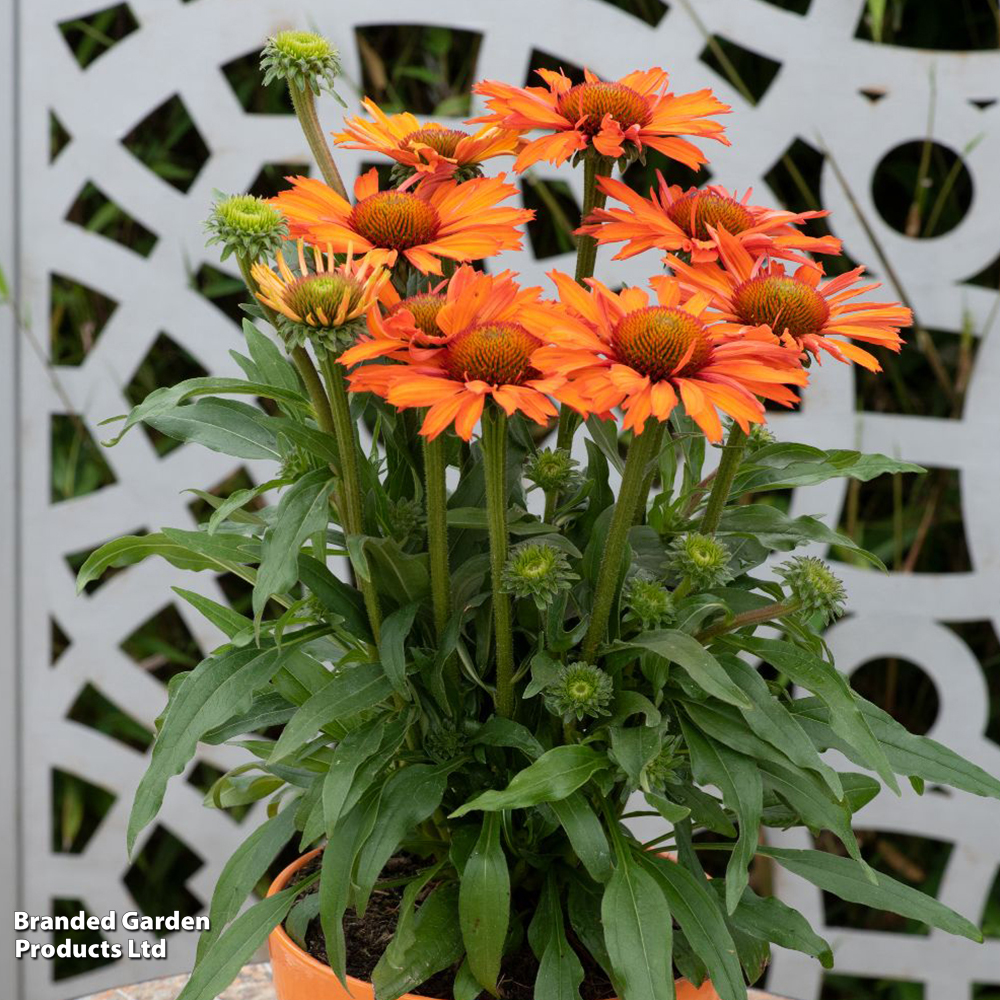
[529,875,584,1000]
[379,601,420,695]
[459,814,510,994]
[450,746,609,818]
[147,398,282,461]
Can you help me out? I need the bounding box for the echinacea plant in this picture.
[79,30,999,1000]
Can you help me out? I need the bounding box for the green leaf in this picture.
[160,527,260,566]
[104,375,308,445]
[372,885,464,1000]
[643,792,691,825]
[667,785,735,837]
[355,764,451,912]
[679,718,761,915]
[299,553,371,642]
[640,853,745,1000]
[322,718,386,834]
[470,716,544,760]
[529,875,584,1000]
[242,319,301,393]
[450,746,609,818]
[146,399,282,461]
[717,504,885,570]
[380,602,420,695]
[460,814,510,994]
[208,478,286,535]
[602,847,675,1000]
[254,469,334,620]
[172,587,252,640]
[196,807,297,960]
[626,631,753,710]
[790,696,1000,800]
[760,846,983,941]
[175,878,314,1000]
[202,692,295,744]
[270,662,393,763]
[128,645,291,854]
[730,637,899,794]
[718,884,832,969]
[549,793,613,884]
[609,726,661,788]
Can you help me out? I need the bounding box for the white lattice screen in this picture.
[3,1,1000,999]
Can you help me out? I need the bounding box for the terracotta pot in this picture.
[267,850,785,1000]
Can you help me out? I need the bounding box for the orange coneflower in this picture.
[345,268,563,440]
[251,240,393,355]
[333,99,519,183]
[533,271,807,441]
[667,228,912,371]
[270,169,533,276]
[577,173,841,265]
[471,67,730,172]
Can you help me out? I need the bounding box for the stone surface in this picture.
[74,962,275,1000]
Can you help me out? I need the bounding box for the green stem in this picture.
[582,420,661,663]
[235,254,335,436]
[696,598,802,643]
[632,422,666,525]
[322,356,382,642]
[482,406,515,718]
[422,432,451,641]
[574,155,614,285]
[289,84,348,200]
[543,408,583,522]
[699,423,747,536]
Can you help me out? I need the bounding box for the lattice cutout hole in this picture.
[945,621,1000,753]
[355,24,483,116]
[859,87,888,103]
[126,332,209,455]
[982,865,1000,939]
[622,151,712,199]
[51,617,71,666]
[65,181,159,257]
[821,974,923,999]
[850,657,939,735]
[855,326,977,420]
[58,3,138,69]
[66,528,147,595]
[522,177,580,260]
[758,0,811,12]
[222,50,293,114]
[872,140,973,239]
[191,262,246,326]
[123,825,204,926]
[524,49,585,88]
[698,36,781,106]
[963,249,1000,292]
[52,768,117,855]
[854,2,997,50]
[763,137,861,277]
[66,683,153,753]
[50,898,118,981]
[50,273,118,366]
[817,830,953,935]
[596,0,669,27]
[830,467,971,574]
[249,161,310,200]
[122,94,210,193]
[50,111,71,163]
[50,413,117,503]
[120,603,201,684]
[971,98,998,110]
[975,985,1000,1000]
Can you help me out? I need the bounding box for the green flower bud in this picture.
[501,542,578,611]
[776,556,846,625]
[424,727,467,764]
[260,30,343,97]
[667,532,733,590]
[545,662,614,722]
[643,736,685,790]
[387,497,425,548]
[623,573,674,631]
[280,441,325,481]
[524,448,581,494]
[204,194,287,263]
[746,423,775,452]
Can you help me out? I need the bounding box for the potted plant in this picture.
[78,29,997,1000]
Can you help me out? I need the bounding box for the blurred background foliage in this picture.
[39,0,1000,993]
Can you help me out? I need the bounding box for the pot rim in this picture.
[266,850,789,1000]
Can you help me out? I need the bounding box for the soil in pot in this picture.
[287,853,616,1000]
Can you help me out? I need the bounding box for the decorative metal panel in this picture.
[4,1,999,998]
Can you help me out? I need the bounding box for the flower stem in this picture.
[482,405,515,718]
[322,356,382,642]
[422,431,451,641]
[574,155,613,285]
[235,253,335,436]
[696,598,802,643]
[582,420,661,663]
[700,423,748,536]
[633,421,666,525]
[289,84,348,200]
